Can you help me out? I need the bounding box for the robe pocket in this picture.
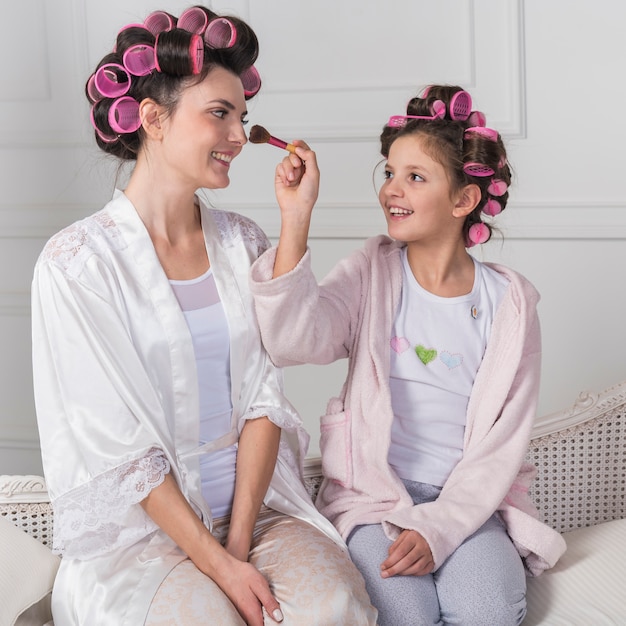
[319,407,353,489]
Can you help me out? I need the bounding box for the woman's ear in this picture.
[140,99,164,139]
[453,183,482,218]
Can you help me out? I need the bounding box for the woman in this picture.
[32,6,376,625]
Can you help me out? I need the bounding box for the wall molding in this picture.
[2,199,626,241]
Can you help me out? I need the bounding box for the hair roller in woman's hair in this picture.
[144,10,176,35]
[108,96,142,134]
[205,18,237,49]
[177,6,209,34]
[93,64,131,98]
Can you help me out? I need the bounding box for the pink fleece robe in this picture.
[250,235,566,576]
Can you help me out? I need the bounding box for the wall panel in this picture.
[1,0,624,471]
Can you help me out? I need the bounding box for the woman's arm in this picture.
[141,472,283,626]
[225,416,281,561]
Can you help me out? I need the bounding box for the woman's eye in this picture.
[212,109,227,119]
[241,118,249,126]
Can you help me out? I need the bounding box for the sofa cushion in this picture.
[525,517,626,625]
[0,515,60,626]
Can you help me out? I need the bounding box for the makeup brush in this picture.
[249,125,297,153]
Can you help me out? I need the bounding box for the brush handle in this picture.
[268,135,296,153]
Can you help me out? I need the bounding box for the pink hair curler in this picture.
[464,126,498,142]
[90,105,118,143]
[123,44,156,76]
[108,96,141,134]
[488,179,508,196]
[468,110,487,127]
[87,74,102,103]
[468,223,490,245]
[463,162,495,177]
[483,198,502,217]
[449,90,472,121]
[204,18,237,49]
[240,65,261,97]
[387,100,446,127]
[178,7,209,34]
[144,10,175,35]
[94,63,131,99]
[189,33,205,75]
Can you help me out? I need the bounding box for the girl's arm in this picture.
[272,141,320,277]
[141,472,283,626]
[225,416,281,561]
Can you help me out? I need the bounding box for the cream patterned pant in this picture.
[146,507,378,625]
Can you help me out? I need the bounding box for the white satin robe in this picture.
[31,191,343,626]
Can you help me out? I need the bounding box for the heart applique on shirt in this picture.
[415,344,437,365]
[390,336,410,354]
[440,351,463,369]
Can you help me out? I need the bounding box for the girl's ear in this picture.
[140,99,164,139]
[453,183,482,218]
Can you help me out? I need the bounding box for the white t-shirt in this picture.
[388,249,509,486]
[170,268,236,518]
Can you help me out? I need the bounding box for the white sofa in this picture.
[2,380,625,625]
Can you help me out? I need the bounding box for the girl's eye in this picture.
[383,170,393,180]
[410,173,424,182]
[241,118,249,126]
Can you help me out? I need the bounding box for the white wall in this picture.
[1,0,625,472]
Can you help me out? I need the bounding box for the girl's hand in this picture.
[274,140,319,229]
[380,529,434,577]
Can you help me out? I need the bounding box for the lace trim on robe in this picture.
[41,210,124,273]
[211,209,270,258]
[51,448,170,559]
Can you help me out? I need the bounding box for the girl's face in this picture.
[378,134,465,247]
[157,66,248,190]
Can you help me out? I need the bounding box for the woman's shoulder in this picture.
[38,207,124,276]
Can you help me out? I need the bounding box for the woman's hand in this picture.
[140,473,283,625]
[380,529,435,577]
[210,551,284,625]
[272,141,319,277]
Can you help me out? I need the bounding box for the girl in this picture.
[250,85,566,625]
[31,6,376,626]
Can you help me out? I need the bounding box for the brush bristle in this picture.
[249,124,271,144]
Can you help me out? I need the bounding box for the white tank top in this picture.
[170,268,236,518]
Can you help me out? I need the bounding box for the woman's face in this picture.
[378,134,464,247]
[157,66,248,190]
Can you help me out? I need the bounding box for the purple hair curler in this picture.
[387,100,446,127]
[108,96,141,134]
[178,7,209,34]
[204,18,237,49]
[123,44,156,76]
[463,162,495,177]
[240,65,261,97]
[94,63,131,99]
[144,10,175,35]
